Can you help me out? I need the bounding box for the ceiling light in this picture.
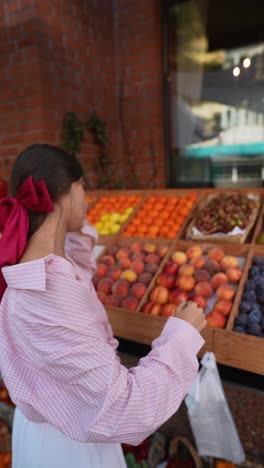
[243,57,251,68]
[233,66,240,77]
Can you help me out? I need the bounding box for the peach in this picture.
[142,301,161,315]
[220,256,239,271]
[112,279,130,298]
[107,266,122,281]
[161,303,175,317]
[171,251,187,266]
[132,252,146,262]
[194,269,210,283]
[210,273,228,289]
[150,286,169,305]
[169,289,189,305]
[130,242,142,253]
[145,254,160,265]
[178,264,195,276]
[204,259,221,275]
[143,242,157,254]
[97,277,114,295]
[214,299,232,316]
[208,247,225,263]
[194,281,213,298]
[138,272,152,285]
[145,263,159,274]
[189,256,205,270]
[101,255,115,267]
[130,260,145,275]
[157,272,175,289]
[107,245,119,256]
[186,245,203,259]
[121,269,138,283]
[97,290,106,304]
[118,257,131,270]
[121,297,139,311]
[175,275,195,293]
[104,294,122,307]
[157,245,169,258]
[226,267,242,283]
[96,263,107,278]
[116,247,130,260]
[216,284,236,301]
[163,262,179,275]
[131,282,147,300]
[191,294,207,309]
[206,310,226,328]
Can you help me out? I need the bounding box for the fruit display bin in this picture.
[89,188,264,375]
[214,244,264,375]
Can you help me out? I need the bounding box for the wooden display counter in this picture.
[88,188,264,375]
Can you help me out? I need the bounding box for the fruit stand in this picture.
[87,188,264,376]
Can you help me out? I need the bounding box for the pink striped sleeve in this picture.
[29,276,204,445]
[65,221,98,280]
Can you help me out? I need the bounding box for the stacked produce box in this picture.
[86,189,264,375]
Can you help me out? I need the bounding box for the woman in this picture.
[0,144,206,468]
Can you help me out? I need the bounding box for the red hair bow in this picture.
[0,176,53,300]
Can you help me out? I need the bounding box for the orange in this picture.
[137,224,147,235]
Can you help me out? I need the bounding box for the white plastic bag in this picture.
[185,352,245,464]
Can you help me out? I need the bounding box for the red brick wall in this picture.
[0,0,166,188]
[115,0,166,188]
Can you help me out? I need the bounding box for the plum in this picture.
[245,280,256,292]
[235,314,248,328]
[239,301,252,314]
[247,323,262,336]
[249,266,260,280]
[252,256,264,267]
[248,308,262,324]
[242,290,256,303]
[234,326,246,334]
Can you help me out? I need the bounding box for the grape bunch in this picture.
[195,193,257,235]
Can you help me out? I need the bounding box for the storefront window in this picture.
[166,0,264,188]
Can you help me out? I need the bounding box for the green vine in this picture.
[61,112,84,157]
[86,111,121,189]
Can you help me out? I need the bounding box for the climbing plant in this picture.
[61,111,84,157]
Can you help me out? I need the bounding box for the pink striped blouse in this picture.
[0,222,204,445]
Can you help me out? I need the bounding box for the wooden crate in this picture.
[93,188,264,375]
[213,245,264,375]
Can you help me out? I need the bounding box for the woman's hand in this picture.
[174,300,207,333]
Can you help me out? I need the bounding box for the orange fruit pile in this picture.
[122,193,198,239]
[87,195,141,235]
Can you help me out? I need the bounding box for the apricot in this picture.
[116,247,130,260]
[96,263,107,278]
[206,310,226,328]
[97,277,114,295]
[216,284,236,301]
[191,294,207,309]
[189,256,205,270]
[112,279,130,298]
[208,248,225,263]
[130,260,145,275]
[194,281,213,298]
[194,269,210,283]
[132,252,146,262]
[214,299,232,316]
[175,275,195,293]
[120,269,138,283]
[142,301,161,315]
[186,245,203,259]
[145,263,159,274]
[157,272,175,289]
[178,264,195,276]
[171,251,187,266]
[226,267,242,283]
[101,255,115,267]
[150,286,169,305]
[143,242,157,254]
[157,245,169,258]
[131,282,147,300]
[163,262,179,275]
[161,303,175,317]
[204,259,221,275]
[118,257,131,270]
[210,273,228,289]
[97,290,106,304]
[169,289,189,305]
[104,294,122,307]
[107,266,122,281]
[130,242,142,253]
[145,254,160,265]
[138,272,152,285]
[121,297,139,311]
[221,256,239,271]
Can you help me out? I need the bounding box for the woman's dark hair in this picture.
[10,144,84,238]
